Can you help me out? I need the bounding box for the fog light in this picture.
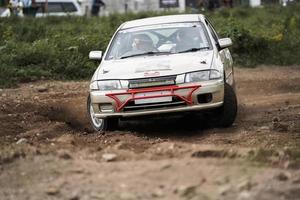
[197,93,213,103]
[99,104,114,113]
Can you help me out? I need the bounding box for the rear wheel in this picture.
[87,95,118,132]
[214,83,237,127]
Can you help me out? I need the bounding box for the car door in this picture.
[204,18,234,86]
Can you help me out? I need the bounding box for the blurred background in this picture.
[0,0,299,88]
[0,0,297,17]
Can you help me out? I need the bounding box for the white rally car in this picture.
[88,14,237,131]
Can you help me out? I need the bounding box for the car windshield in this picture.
[105,22,212,60]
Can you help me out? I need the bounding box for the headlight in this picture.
[90,80,127,91]
[209,69,222,80]
[185,70,210,83]
[90,81,99,90]
[98,80,122,90]
[184,70,222,83]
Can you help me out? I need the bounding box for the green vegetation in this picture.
[0,4,299,87]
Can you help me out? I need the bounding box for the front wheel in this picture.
[214,83,238,127]
[87,95,118,132]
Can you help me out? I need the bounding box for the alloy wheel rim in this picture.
[90,103,103,128]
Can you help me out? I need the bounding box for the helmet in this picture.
[132,34,154,51]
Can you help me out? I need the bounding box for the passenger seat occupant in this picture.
[175,27,201,52]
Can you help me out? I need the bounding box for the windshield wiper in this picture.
[120,51,170,59]
[178,47,210,54]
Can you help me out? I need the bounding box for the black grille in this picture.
[129,76,176,89]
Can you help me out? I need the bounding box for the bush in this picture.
[0,4,299,88]
[206,4,300,66]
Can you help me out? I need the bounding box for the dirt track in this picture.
[0,66,300,200]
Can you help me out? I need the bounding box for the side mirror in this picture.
[218,38,232,49]
[89,51,102,60]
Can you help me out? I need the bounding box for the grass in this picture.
[0,4,299,88]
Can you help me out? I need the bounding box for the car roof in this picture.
[121,14,205,30]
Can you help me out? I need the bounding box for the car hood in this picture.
[96,50,214,80]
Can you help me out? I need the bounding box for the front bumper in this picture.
[90,80,224,118]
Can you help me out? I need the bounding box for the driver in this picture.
[132,34,156,52]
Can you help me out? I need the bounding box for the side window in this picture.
[62,3,77,12]
[47,3,64,13]
[205,19,219,44]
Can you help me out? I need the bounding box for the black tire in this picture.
[87,95,118,132]
[215,83,237,127]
